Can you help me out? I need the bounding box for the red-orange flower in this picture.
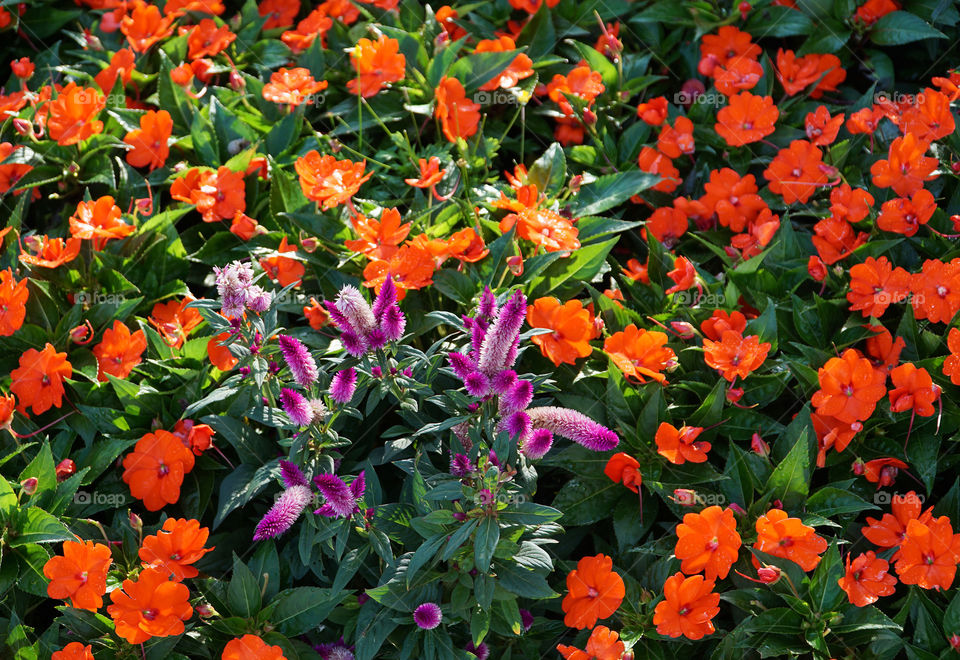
[656,422,710,464]
[713,56,763,96]
[556,626,623,660]
[865,325,904,375]
[604,325,676,384]
[871,133,938,197]
[753,508,827,571]
[186,18,235,59]
[830,183,874,223]
[700,168,766,232]
[405,157,446,189]
[348,35,405,98]
[855,0,899,25]
[657,116,695,159]
[107,567,193,643]
[911,259,960,324]
[703,330,770,382]
[675,506,741,580]
[295,151,372,210]
[889,363,938,417]
[172,419,215,456]
[846,106,885,134]
[207,331,238,371]
[715,92,778,146]
[43,540,112,611]
[496,185,580,252]
[258,0,299,29]
[69,196,135,250]
[643,206,688,247]
[170,167,246,223]
[838,551,897,606]
[476,35,534,91]
[636,146,681,193]
[805,105,844,146]
[259,236,304,287]
[222,635,288,660]
[653,572,720,640]
[775,49,845,97]
[666,256,696,295]
[121,1,177,53]
[123,109,172,171]
[0,142,35,197]
[94,48,135,94]
[846,256,911,318]
[52,643,94,660]
[763,140,829,205]
[901,88,955,142]
[604,452,642,493]
[263,67,328,109]
[700,310,747,341]
[19,236,81,269]
[0,268,28,336]
[139,518,214,581]
[165,0,225,14]
[122,430,196,511]
[92,320,147,382]
[527,297,596,367]
[812,411,862,467]
[862,457,909,489]
[434,77,481,143]
[345,208,409,260]
[561,554,625,630]
[47,82,105,146]
[622,258,649,284]
[280,8,333,54]
[811,349,887,424]
[876,189,936,237]
[546,65,605,116]
[636,96,668,125]
[863,491,932,551]
[10,343,72,415]
[895,516,960,590]
[149,297,203,349]
[362,244,435,300]
[811,216,868,265]
[944,327,960,385]
[699,26,761,74]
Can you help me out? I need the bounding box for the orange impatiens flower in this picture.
[92,320,147,382]
[604,452,642,493]
[140,518,214,581]
[405,157,446,189]
[715,92,778,147]
[46,82,105,146]
[863,491,932,552]
[526,297,596,367]
[656,422,710,464]
[186,18,236,60]
[811,216,868,265]
[107,567,193,644]
[811,411,862,467]
[666,256,696,295]
[280,8,333,54]
[123,109,173,171]
[435,77,481,143]
[754,509,827,571]
[121,1,177,53]
[699,26,761,74]
[805,105,844,146]
[166,0,225,14]
[911,259,960,324]
[362,244,435,300]
[0,268,28,336]
[763,139,830,205]
[561,554,625,630]
[775,49,845,98]
[556,626,624,660]
[889,363,939,417]
[636,146,681,193]
[811,349,887,424]
[643,206,688,247]
[700,309,747,341]
[713,56,763,96]
[700,168,766,233]
[675,506,741,580]
[895,516,960,590]
[51,643,94,660]
[838,551,897,607]
[865,325,905,376]
[170,167,247,223]
[862,457,909,489]
[876,189,936,237]
[901,88,955,142]
[476,35,534,91]
[830,183,874,223]
[258,0,300,29]
[207,331,238,371]
[546,65,605,116]
[702,331,770,382]
[348,35,405,98]
[943,327,960,385]
[122,430,196,511]
[172,419,215,456]
[43,540,112,611]
[345,207,410,260]
[846,256,911,318]
[604,325,676,384]
[496,185,580,252]
[622,258,649,284]
[259,236,305,287]
[10,343,72,415]
[295,151,372,210]
[653,572,720,640]
[222,635,288,660]
[0,142,35,197]
[870,133,938,197]
[149,297,203,349]
[855,0,899,25]
[263,67,328,109]
[636,96,668,126]
[20,236,81,269]
[94,48,135,94]
[69,196,135,250]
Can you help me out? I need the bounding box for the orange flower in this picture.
[653,572,720,640]
[763,140,829,205]
[345,207,410,260]
[149,297,203,349]
[186,18,235,59]
[348,35,405,98]
[0,392,14,435]
[230,213,263,241]
[280,8,333,54]
[838,551,897,607]
[171,167,247,223]
[863,491,932,551]
[753,508,827,571]
[561,554,625,630]
[303,298,329,330]
[604,325,676,384]
[811,216,868,265]
[656,422,710,464]
[123,109,172,171]
[700,310,746,341]
[263,67,328,109]
[47,82,105,146]
[508,0,560,12]
[69,196,135,250]
[895,516,960,590]
[911,259,960,324]
[295,151,372,210]
[165,0,225,14]
[121,1,177,53]
[643,206,688,247]
[944,327,960,385]
[657,116,695,159]
[10,343,72,415]
[222,635,287,660]
[876,189,936,237]
[865,325,904,375]
[713,56,763,96]
[557,626,624,660]
[675,506,741,580]
[830,183,874,222]
[95,48,135,93]
[855,0,899,25]
[862,457,909,489]
[846,256,910,318]
[699,26,761,74]
[870,133,938,197]
[139,518,214,581]
[52,643,94,660]
[207,331,238,371]
[702,331,770,382]
[259,236,304,288]
[496,185,580,252]
[775,49,845,97]
[698,167,766,228]
[107,567,192,643]
[846,106,885,134]
[730,208,780,259]
[258,0,300,29]
[92,320,147,382]
[405,157,446,189]
[19,235,81,269]
[122,430,196,511]
[901,88,955,142]
[0,268,28,336]
[0,142,35,197]
[172,419,215,455]
[434,77,481,143]
[527,297,596,367]
[666,256,696,295]
[811,349,887,424]
[476,36,533,91]
[889,363,939,417]
[43,540,112,611]
[811,411,861,467]
[622,258,649,284]
[362,244,435,300]
[604,452,642,493]
[636,96,668,126]
[546,65,605,116]
[805,105,844,146]
[636,146,681,193]
[715,92,778,146]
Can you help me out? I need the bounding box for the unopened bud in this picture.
[728,502,746,515]
[129,511,142,533]
[569,174,582,193]
[757,565,781,584]
[69,320,94,344]
[950,634,960,650]
[738,1,751,19]
[12,117,31,135]
[229,70,244,92]
[851,458,865,476]
[583,109,597,125]
[726,387,744,403]
[20,477,37,495]
[750,432,769,457]
[56,459,76,481]
[673,488,697,506]
[196,602,216,617]
[670,321,695,339]
[507,255,523,276]
[300,236,319,253]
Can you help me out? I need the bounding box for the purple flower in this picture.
[315,638,355,660]
[504,410,531,439]
[500,379,533,414]
[245,286,272,313]
[465,641,489,660]
[476,287,497,322]
[314,471,365,517]
[213,261,254,319]
[309,398,328,423]
[448,352,473,380]
[279,460,308,488]
[521,428,553,460]
[526,407,619,451]
[519,609,534,631]
[491,370,517,394]
[278,335,318,387]
[335,285,377,336]
[280,388,313,427]
[253,485,312,540]
[330,368,358,404]
[464,371,491,398]
[413,602,442,630]
[325,281,406,356]
[450,453,473,477]
[477,290,527,376]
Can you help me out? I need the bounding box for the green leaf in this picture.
[526,143,566,197]
[569,41,618,87]
[551,479,620,526]
[9,508,73,547]
[571,170,660,216]
[495,563,558,599]
[806,487,878,517]
[870,11,946,44]
[473,517,499,572]
[448,50,522,91]
[190,112,220,166]
[526,237,618,299]
[270,587,345,636]
[227,554,262,618]
[406,534,446,587]
[763,429,812,510]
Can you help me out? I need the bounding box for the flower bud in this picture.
[69,320,94,344]
[12,117,31,135]
[56,459,76,481]
[807,255,827,282]
[771,499,783,509]
[738,1,751,19]
[950,634,960,650]
[757,565,781,584]
[670,321,695,339]
[196,602,217,618]
[952,162,960,174]
[20,477,37,495]
[569,174,582,193]
[507,255,523,276]
[728,502,746,515]
[300,236,319,253]
[726,387,744,404]
[679,79,705,108]
[750,432,769,457]
[672,488,697,506]
[583,109,597,125]
[851,458,865,476]
[229,70,245,92]
[129,510,142,533]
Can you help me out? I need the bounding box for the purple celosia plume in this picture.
[325,279,405,356]
[525,406,619,451]
[213,261,254,319]
[450,453,473,477]
[330,367,358,404]
[280,388,313,427]
[279,459,308,488]
[278,334,318,387]
[413,602,442,630]
[315,639,355,660]
[314,471,365,517]
[477,290,526,376]
[521,428,553,460]
[253,484,313,540]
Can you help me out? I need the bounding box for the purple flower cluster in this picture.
[314,471,365,518]
[213,261,272,319]
[278,334,318,387]
[324,278,405,357]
